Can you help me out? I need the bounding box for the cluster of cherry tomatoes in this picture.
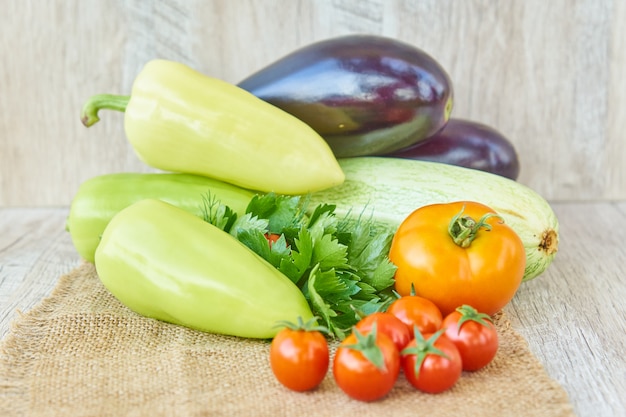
[269,294,499,402]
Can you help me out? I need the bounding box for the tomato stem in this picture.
[454,305,494,334]
[448,206,502,248]
[401,327,449,378]
[274,316,329,334]
[343,323,387,371]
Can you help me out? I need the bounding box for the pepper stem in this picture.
[80,94,130,127]
[448,206,502,248]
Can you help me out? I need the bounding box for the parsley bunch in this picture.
[201,192,397,339]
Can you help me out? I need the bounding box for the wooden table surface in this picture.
[1,203,625,417]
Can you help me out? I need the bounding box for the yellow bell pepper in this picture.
[80,59,345,194]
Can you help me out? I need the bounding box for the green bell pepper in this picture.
[95,198,314,339]
[67,172,256,263]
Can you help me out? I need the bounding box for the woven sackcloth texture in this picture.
[1,262,575,417]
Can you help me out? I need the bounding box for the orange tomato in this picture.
[388,201,525,316]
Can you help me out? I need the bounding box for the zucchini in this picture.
[309,157,558,281]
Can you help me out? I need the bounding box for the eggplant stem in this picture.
[80,94,130,127]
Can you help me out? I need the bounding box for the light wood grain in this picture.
[0,208,81,336]
[1,203,625,417]
[1,0,624,206]
[507,201,626,417]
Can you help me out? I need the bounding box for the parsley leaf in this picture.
[246,193,303,233]
[200,191,397,339]
[200,192,238,232]
[229,213,268,239]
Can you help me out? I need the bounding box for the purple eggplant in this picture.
[384,118,520,180]
[237,35,453,157]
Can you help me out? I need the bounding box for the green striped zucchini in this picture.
[309,157,559,281]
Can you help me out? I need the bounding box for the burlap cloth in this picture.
[1,262,575,417]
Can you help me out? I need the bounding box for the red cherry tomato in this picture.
[333,324,400,401]
[270,318,329,392]
[401,328,462,394]
[354,312,412,351]
[442,305,499,371]
[387,294,443,334]
[264,233,282,248]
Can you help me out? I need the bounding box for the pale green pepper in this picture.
[95,198,314,339]
[67,172,256,263]
[80,59,345,194]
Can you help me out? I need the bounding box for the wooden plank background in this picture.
[1,0,624,207]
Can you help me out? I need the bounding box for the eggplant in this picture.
[238,35,453,157]
[384,118,520,180]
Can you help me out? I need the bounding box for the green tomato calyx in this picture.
[454,305,494,335]
[343,323,387,371]
[448,206,503,248]
[274,316,329,334]
[401,327,449,379]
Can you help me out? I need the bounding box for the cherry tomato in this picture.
[401,328,462,394]
[389,201,526,316]
[333,324,400,402]
[442,305,499,371]
[270,318,329,392]
[354,312,412,352]
[387,294,443,334]
[264,233,282,248]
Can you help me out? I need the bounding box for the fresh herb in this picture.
[200,192,397,339]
